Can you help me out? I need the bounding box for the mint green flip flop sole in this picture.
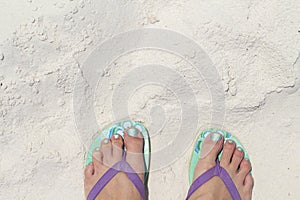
[86,120,150,181]
[189,128,250,184]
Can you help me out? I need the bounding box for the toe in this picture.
[244,174,254,191]
[92,147,103,165]
[238,159,252,179]
[84,163,95,197]
[200,132,224,161]
[100,138,113,166]
[124,127,145,177]
[192,132,224,180]
[230,147,244,171]
[84,163,95,177]
[220,139,236,166]
[124,127,144,153]
[111,134,124,159]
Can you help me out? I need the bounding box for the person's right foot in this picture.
[189,133,254,200]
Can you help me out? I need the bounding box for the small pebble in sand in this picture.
[31,17,36,23]
[79,0,85,8]
[0,53,4,61]
[71,7,78,14]
[57,98,65,106]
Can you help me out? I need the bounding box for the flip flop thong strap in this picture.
[186,161,241,200]
[87,157,146,200]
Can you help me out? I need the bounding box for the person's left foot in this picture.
[84,128,145,200]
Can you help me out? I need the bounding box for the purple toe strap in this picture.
[186,161,241,200]
[87,156,146,200]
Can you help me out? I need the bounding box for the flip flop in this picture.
[186,128,251,200]
[86,120,150,200]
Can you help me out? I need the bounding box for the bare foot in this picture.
[84,128,146,200]
[189,133,254,200]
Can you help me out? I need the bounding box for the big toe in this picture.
[200,132,224,161]
[124,127,145,178]
[124,127,144,153]
[193,132,224,180]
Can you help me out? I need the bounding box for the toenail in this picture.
[245,158,250,162]
[127,127,139,137]
[237,147,243,152]
[210,133,222,142]
[135,124,143,132]
[95,147,100,151]
[113,134,120,139]
[123,121,132,129]
[227,139,234,144]
[103,139,109,144]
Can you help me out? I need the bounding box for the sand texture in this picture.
[0,0,300,199]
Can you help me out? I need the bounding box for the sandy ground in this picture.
[1,0,300,199]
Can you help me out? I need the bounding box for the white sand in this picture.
[0,0,300,199]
